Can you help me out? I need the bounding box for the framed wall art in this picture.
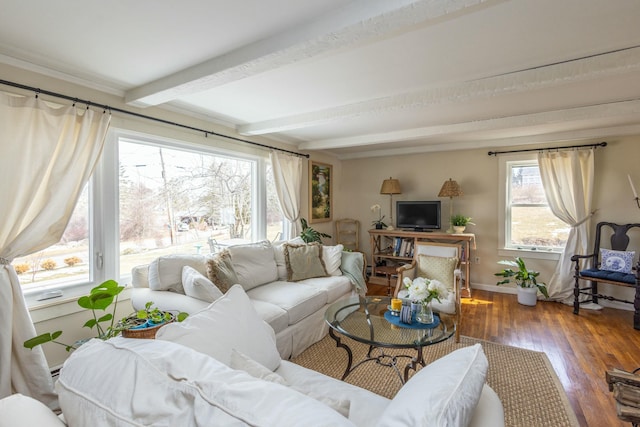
[309,161,332,223]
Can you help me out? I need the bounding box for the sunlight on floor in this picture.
[462,297,494,306]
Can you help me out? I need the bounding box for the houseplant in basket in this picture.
[24,280,187,351]
[495,257,549,306]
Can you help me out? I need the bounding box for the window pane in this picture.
[510,165,547,204]
[15,185,90,288]
[119,141,255,274]
[510,206,570,248]
[506,161,570,250]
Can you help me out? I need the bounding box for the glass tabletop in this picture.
[325,295,455,349]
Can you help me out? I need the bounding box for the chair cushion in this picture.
[580,268,637,285]
[156,284,281,371]
[376,343,488,427]
[228,240,278,290]
[417,255,458,290]
[600,248,635,274]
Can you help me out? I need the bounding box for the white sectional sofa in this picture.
[130,239,366,359]
[0,285,504,427]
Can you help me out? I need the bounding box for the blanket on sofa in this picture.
[341,251,367,295]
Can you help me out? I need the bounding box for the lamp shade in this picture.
[380,177,401,195]
[438,178,463,198]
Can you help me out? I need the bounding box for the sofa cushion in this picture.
[299,275,353,304]
[376,343,488,427]
[206,249,239,293]
[148,254,206,294]
[182,265,223,302]
[0,393,65,427]
[250,299,290,334]
[274,237,305,280]
[417,254,458,290]
[228,240,278,290]
[600,248,635,274]
[57,338,356,427]
[285,243,327,281]
[579,267,637,284]
[156,284,281,371]
[247,281,328,325]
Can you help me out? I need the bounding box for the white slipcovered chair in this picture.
[393,242,462,342]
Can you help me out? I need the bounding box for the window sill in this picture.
[498,248,561,261]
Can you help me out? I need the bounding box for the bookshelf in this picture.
[368,229,476,297]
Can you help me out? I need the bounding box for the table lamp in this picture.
[438,178,463,233]
[380,177,401,230]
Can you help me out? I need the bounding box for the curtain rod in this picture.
[0,78,309,158]
[488,141,607,156]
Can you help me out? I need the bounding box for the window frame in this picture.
[24,127,280,308]
[498,153,561,261]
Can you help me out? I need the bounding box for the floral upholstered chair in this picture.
[394,242,462,342]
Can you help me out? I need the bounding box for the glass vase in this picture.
[416,300,434,324]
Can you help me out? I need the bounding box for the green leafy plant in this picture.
[370,204,387,228]
[495,257,549,298]
[300,218,331,243]
[451,215,475,227]
[24,280,188,352]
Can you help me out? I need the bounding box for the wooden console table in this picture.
[368,229,476,298]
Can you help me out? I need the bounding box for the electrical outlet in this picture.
[474,256,480,264]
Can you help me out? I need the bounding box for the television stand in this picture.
[368,229,475,298]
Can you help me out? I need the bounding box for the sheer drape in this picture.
[269,151,302,239]
[0,94,110,408]
[538,149,594,304]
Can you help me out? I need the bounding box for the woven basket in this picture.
[122,321,173,339]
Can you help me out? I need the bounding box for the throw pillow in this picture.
[417,255,458,290]
[284,243,327,281]
[376,343,488,427]
[600,248,635,274]
[156,284,281,371]
[227,240,278,290]
[0,394,65,427]
[274,237,305,280]
[206,250,239,293]
[148,254,206,294]
[182,265,223,302]
[322,244,344,276]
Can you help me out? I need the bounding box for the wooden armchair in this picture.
[571,222,640,329]
[393,242,462,342]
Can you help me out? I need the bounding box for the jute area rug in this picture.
[291,335,579,427]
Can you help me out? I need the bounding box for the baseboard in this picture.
[470,283,517,294]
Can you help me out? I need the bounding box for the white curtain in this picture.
[538,149,594,304]
[0,94,110,409]
[269,151,303,239]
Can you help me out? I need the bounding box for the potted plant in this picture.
[451,214,474,233]
[370,204,387,229]
[299,218,332,243]
[495,257,549,306]
[24,280,187,351]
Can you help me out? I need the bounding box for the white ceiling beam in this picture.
[240,47,640,137]
[125,0,506,107]
[300,99,640,150]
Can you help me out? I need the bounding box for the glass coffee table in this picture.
[324,295,455,383]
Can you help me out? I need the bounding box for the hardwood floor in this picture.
[367,284,640,427]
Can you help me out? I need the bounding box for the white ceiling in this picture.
[2,0,640,159]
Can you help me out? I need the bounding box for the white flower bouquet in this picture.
[403,276,448,304]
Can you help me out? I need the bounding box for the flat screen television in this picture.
[396,201,441,231]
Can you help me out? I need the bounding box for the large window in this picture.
[502,158,569,253]
[21,131,285,302]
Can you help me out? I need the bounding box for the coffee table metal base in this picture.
[328,328,425,384]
